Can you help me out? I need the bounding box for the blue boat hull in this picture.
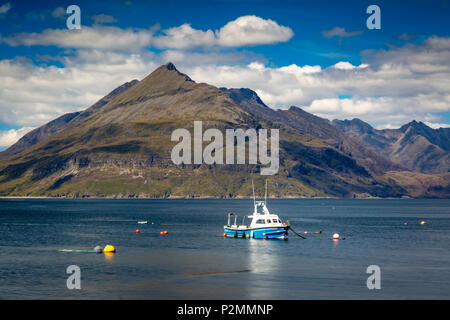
[223,226,288,239]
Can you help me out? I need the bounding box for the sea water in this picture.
[0,198,449,299]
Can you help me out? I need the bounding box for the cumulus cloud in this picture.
[424,122,450,129]
[216,15,293,47]
[92,14,118,24]
[332,61,369,70]
[0,54,157,127]
[303,96,450,125]
[52,6,66,19]
[153,15,293,49]
[2,15,292,51]
[322,27,363,38]
[332,61,356,70]
[0,2,11,15]
[160,49,255,66]
[0,14,448,131]
[0,127,35,147]
[153,24,216,49]
[2,26,153,51]
[184,36,450,127]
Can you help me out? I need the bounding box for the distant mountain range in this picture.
[332,118,450,174]
[0,63,448,198]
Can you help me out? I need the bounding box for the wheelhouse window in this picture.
[256,219,265,224]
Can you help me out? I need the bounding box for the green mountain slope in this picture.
[0,63,446,198]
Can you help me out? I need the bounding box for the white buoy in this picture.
[333,233,340,240]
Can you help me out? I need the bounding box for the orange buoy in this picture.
[404,222,408,225]
[160,230,168,235]
[263,233,267,236]
[333,233,340,240]
[136,229,140,234]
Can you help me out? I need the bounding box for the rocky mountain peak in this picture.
[148,62,194,83]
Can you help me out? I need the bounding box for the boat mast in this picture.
[265,180,268,205]
[252,179,256,207]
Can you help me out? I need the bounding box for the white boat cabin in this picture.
[226,201,284,229]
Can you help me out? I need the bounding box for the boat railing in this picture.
[226,213,251,228]
[227,212,238,227]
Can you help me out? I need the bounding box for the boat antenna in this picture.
[252,179,256,206]
[265,180,268,205]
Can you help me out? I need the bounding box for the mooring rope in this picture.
[288,225,307,239]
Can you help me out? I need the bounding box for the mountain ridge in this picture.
[0,63,448,198]
[332,118,450,174]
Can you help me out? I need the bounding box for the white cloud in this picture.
[0,54,158,126]
[374,123,401,130]
[92,14,118,24]
[160,49,252,65]
[0,14,448,131]
[52,7,66,19]
[153,24,216,49]
[153,15,293,49]
[0,127,35,147]
[1,15,292,51]
[332,62,369,70]
[216,15,293,47]
[333,61,357,70]
[424,122,450,129]
[322,27,362,38]
[0,2,11,14]
[183,36,450,127]
[2,26,153,51]
[304,95,450,124]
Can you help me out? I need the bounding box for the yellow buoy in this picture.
[420,221,426,225]
[104,244,116,253]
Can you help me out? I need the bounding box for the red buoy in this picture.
[136,229,140,234]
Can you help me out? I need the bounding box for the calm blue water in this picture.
[0,198,449,299]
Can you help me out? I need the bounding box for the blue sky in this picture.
[0,0,449,149]
[3,0,449,66]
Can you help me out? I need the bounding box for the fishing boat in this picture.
[223,181,289,240]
